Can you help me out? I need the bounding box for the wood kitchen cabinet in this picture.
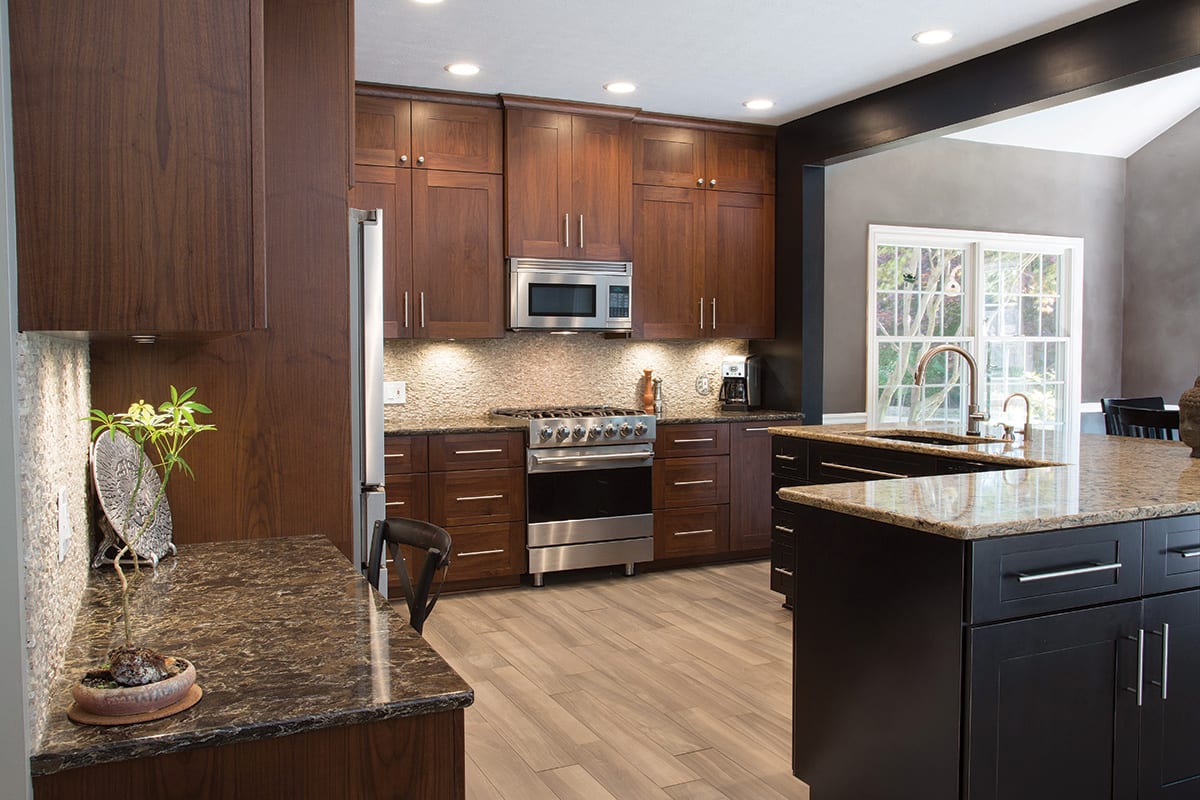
[653,423,730,561]
[503,100,634,261]
[355,94,502,174]
[10,0,266,333]
[633,123,775,194]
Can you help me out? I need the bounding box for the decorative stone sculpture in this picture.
[91,430,175,566]
[1180,376,1200,458]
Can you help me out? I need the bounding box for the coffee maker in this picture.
[719,355,762,411]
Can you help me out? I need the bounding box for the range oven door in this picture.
[526,444,653,546]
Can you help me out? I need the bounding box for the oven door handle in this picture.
[532,450,655,465]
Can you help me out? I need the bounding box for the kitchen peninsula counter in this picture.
[32,535,472,798]
[384,408,802,436]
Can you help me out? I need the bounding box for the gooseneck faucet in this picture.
[1002,392,1033,441]
[913,344,988,436]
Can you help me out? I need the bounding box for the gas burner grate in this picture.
[491,406,645,420]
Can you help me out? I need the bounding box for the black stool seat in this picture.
[366,518,452,634]
[1112,405,1180,441]
[1100,396,1164,435]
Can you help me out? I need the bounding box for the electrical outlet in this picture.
[695,374,711,396]
[383,381,406,405]
[57,487,70,563]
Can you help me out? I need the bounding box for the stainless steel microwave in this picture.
[508,258,633,332]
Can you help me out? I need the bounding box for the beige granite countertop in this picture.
[770,424,1200,539]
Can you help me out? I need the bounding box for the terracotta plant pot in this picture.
[71,658,196,716]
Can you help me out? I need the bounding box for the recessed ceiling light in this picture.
[913,29,953,45]
[743,98,775,110]
[444,63,480,76]
[604,81,637,94]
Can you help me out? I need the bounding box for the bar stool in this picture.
[366,518,452,635]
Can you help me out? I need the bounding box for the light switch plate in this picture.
[57,487,70,563]
[383,381,406,405]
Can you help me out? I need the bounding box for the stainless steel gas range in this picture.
[490,406,656,586]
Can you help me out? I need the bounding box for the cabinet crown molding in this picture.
[500,94,639,120]
[356,82,501,108]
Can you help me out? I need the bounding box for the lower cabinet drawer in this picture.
[769,542,794,597]
[654,505,729,559]
[1144,514,1200,595]
[445,521,526,581]
[384,473,429,521]
[429,467,524,527]
[654,456,730,509]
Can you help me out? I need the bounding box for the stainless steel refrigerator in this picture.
[349,208,386,587]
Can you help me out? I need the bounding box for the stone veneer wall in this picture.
[15,333,92,745]
[383,334,750,424]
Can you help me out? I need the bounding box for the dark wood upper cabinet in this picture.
[349,166,410,339]
[10,0,266,333]
[504,100,633,261]
[355,95,501,174]
[634,124,775,194]
[706,191,775,339]
[633,186,705,338]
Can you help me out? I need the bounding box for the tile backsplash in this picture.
[383,333,750,424]
[16,333,92,745]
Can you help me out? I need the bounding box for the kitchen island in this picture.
[769,425,1199,800]
[31,536,473,799]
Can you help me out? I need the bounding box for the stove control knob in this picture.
[603,423,616,438]
[557,425,571,441]
[589,425,603,440]
[573,425,586,440]
[619,422,632,437]
[633,422,647,437]
[539,426,554,441]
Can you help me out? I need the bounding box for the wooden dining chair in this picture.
[1100,396,1165,435]
[1112,405,1181,441]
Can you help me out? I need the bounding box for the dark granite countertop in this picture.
[657,409,804,425]
[31,536,473,777]
[384,409,803,436]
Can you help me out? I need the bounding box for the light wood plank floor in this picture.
[416,560,810,800]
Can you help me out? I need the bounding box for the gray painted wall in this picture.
[0,0,34,793]
[823,136,1127,413]
[1123,107,1200,401]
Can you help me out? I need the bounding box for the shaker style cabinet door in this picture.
[1140,589,1200,799]
[705,191,775,339]
[349,165,413,339]
[504,108,574,258]
[355,95,413,167]
[633,125,706,189]
[410,101,502,174]
[633,186,705,338]
[571,114,632,261]
[705,131,776,194]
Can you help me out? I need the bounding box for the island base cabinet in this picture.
[1140,589,1200,799]
[964,601,1142,800]
[32,709,465,799]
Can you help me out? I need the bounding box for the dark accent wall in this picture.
[90,0,354,556]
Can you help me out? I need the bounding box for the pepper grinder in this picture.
[641,369,655,414]
[652,377,663,418]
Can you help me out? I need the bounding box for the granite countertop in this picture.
[770,424,1200,539]
[385,409,803,436]
[31,536,473,777]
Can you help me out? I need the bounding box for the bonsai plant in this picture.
[77,386,215,713]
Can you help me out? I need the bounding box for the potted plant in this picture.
[73,386,215,720]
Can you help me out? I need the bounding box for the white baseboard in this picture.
[820,411,868,425]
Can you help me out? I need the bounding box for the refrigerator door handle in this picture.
[360,212,385,488]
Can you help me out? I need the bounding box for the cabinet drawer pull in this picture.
[773,567,794,577]
[774,454,797,461]
[773,524,794,534]
[385,501,406,507]
[698,297,704,330]
[673,479,713,486]
[674,529,714,537]
[564,213,570,248]
[454,448,504,455]
[1016,561,1122,583]
[745,427,770,432]
[384,453,406,459]
[403,290,409,329]
[458,548,504,558]
[820,461,909,479]
[1178,548,1200,558]
[673,437,714,444]
[455,494,504,502]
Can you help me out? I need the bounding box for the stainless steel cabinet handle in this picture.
[674,529,714,537]
[458,549,504,558]
[579,215,584,249]
[674,438,714,444]
[745,427,770,432]
[403,290,409,329]
[673,479,713,486]
[454,448,503,455]
[1151,624,1170,700]
[773,566,794,577]
[417,155,425,165]
[385,501,406,507]
[384,453,406,459]
[820,461,909,479]
[773,524,794,534]
[1016,561,1123,583]
[419,292,426,328]
[698,297,704,330]
[1178,548,1200,558]
[711,297,717,330]
[564,213,570,247]
[774,454,797,461]
[455,494,503,502]
[1125,629,1145,706]
[399,154,408,164]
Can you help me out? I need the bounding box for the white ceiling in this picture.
[947,67,1200,158]
[356,0,1135,126]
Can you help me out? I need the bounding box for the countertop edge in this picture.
[385,410,804,436]
[765,424,1062,467]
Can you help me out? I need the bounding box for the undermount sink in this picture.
[862,430,1007,446]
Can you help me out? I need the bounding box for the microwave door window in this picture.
[528,283,597,318]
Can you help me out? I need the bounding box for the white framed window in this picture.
[867,225,1083,435]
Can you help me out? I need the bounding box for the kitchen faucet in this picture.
[1002,392,1034,441]
[913,344,988,436]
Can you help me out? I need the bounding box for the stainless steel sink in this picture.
[861,430,1007,446]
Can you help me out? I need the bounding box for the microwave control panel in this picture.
[608,285,630,320]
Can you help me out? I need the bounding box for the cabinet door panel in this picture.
[730,422,795,551]
[355,96,410,167]
[653,456,730,509]
[1144,515,1200,596]
[633,186,705,338]
[445,522,526,580]
[1141,590,1200,799]
[428,432,524,471]
[633,125,705,188]
[384,435,428,474]
[411,170,504,338]
[706,192,774,339]
[505,109,572,258]
[572,115,632,261]
[657,423,730,457]
[350,166,410,338]
[411,101,502,174]
[965,601,1141,800]
[705,131,775,194]
[429,468,524,528]
[385,473,429,522]
[654,505,728,559]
